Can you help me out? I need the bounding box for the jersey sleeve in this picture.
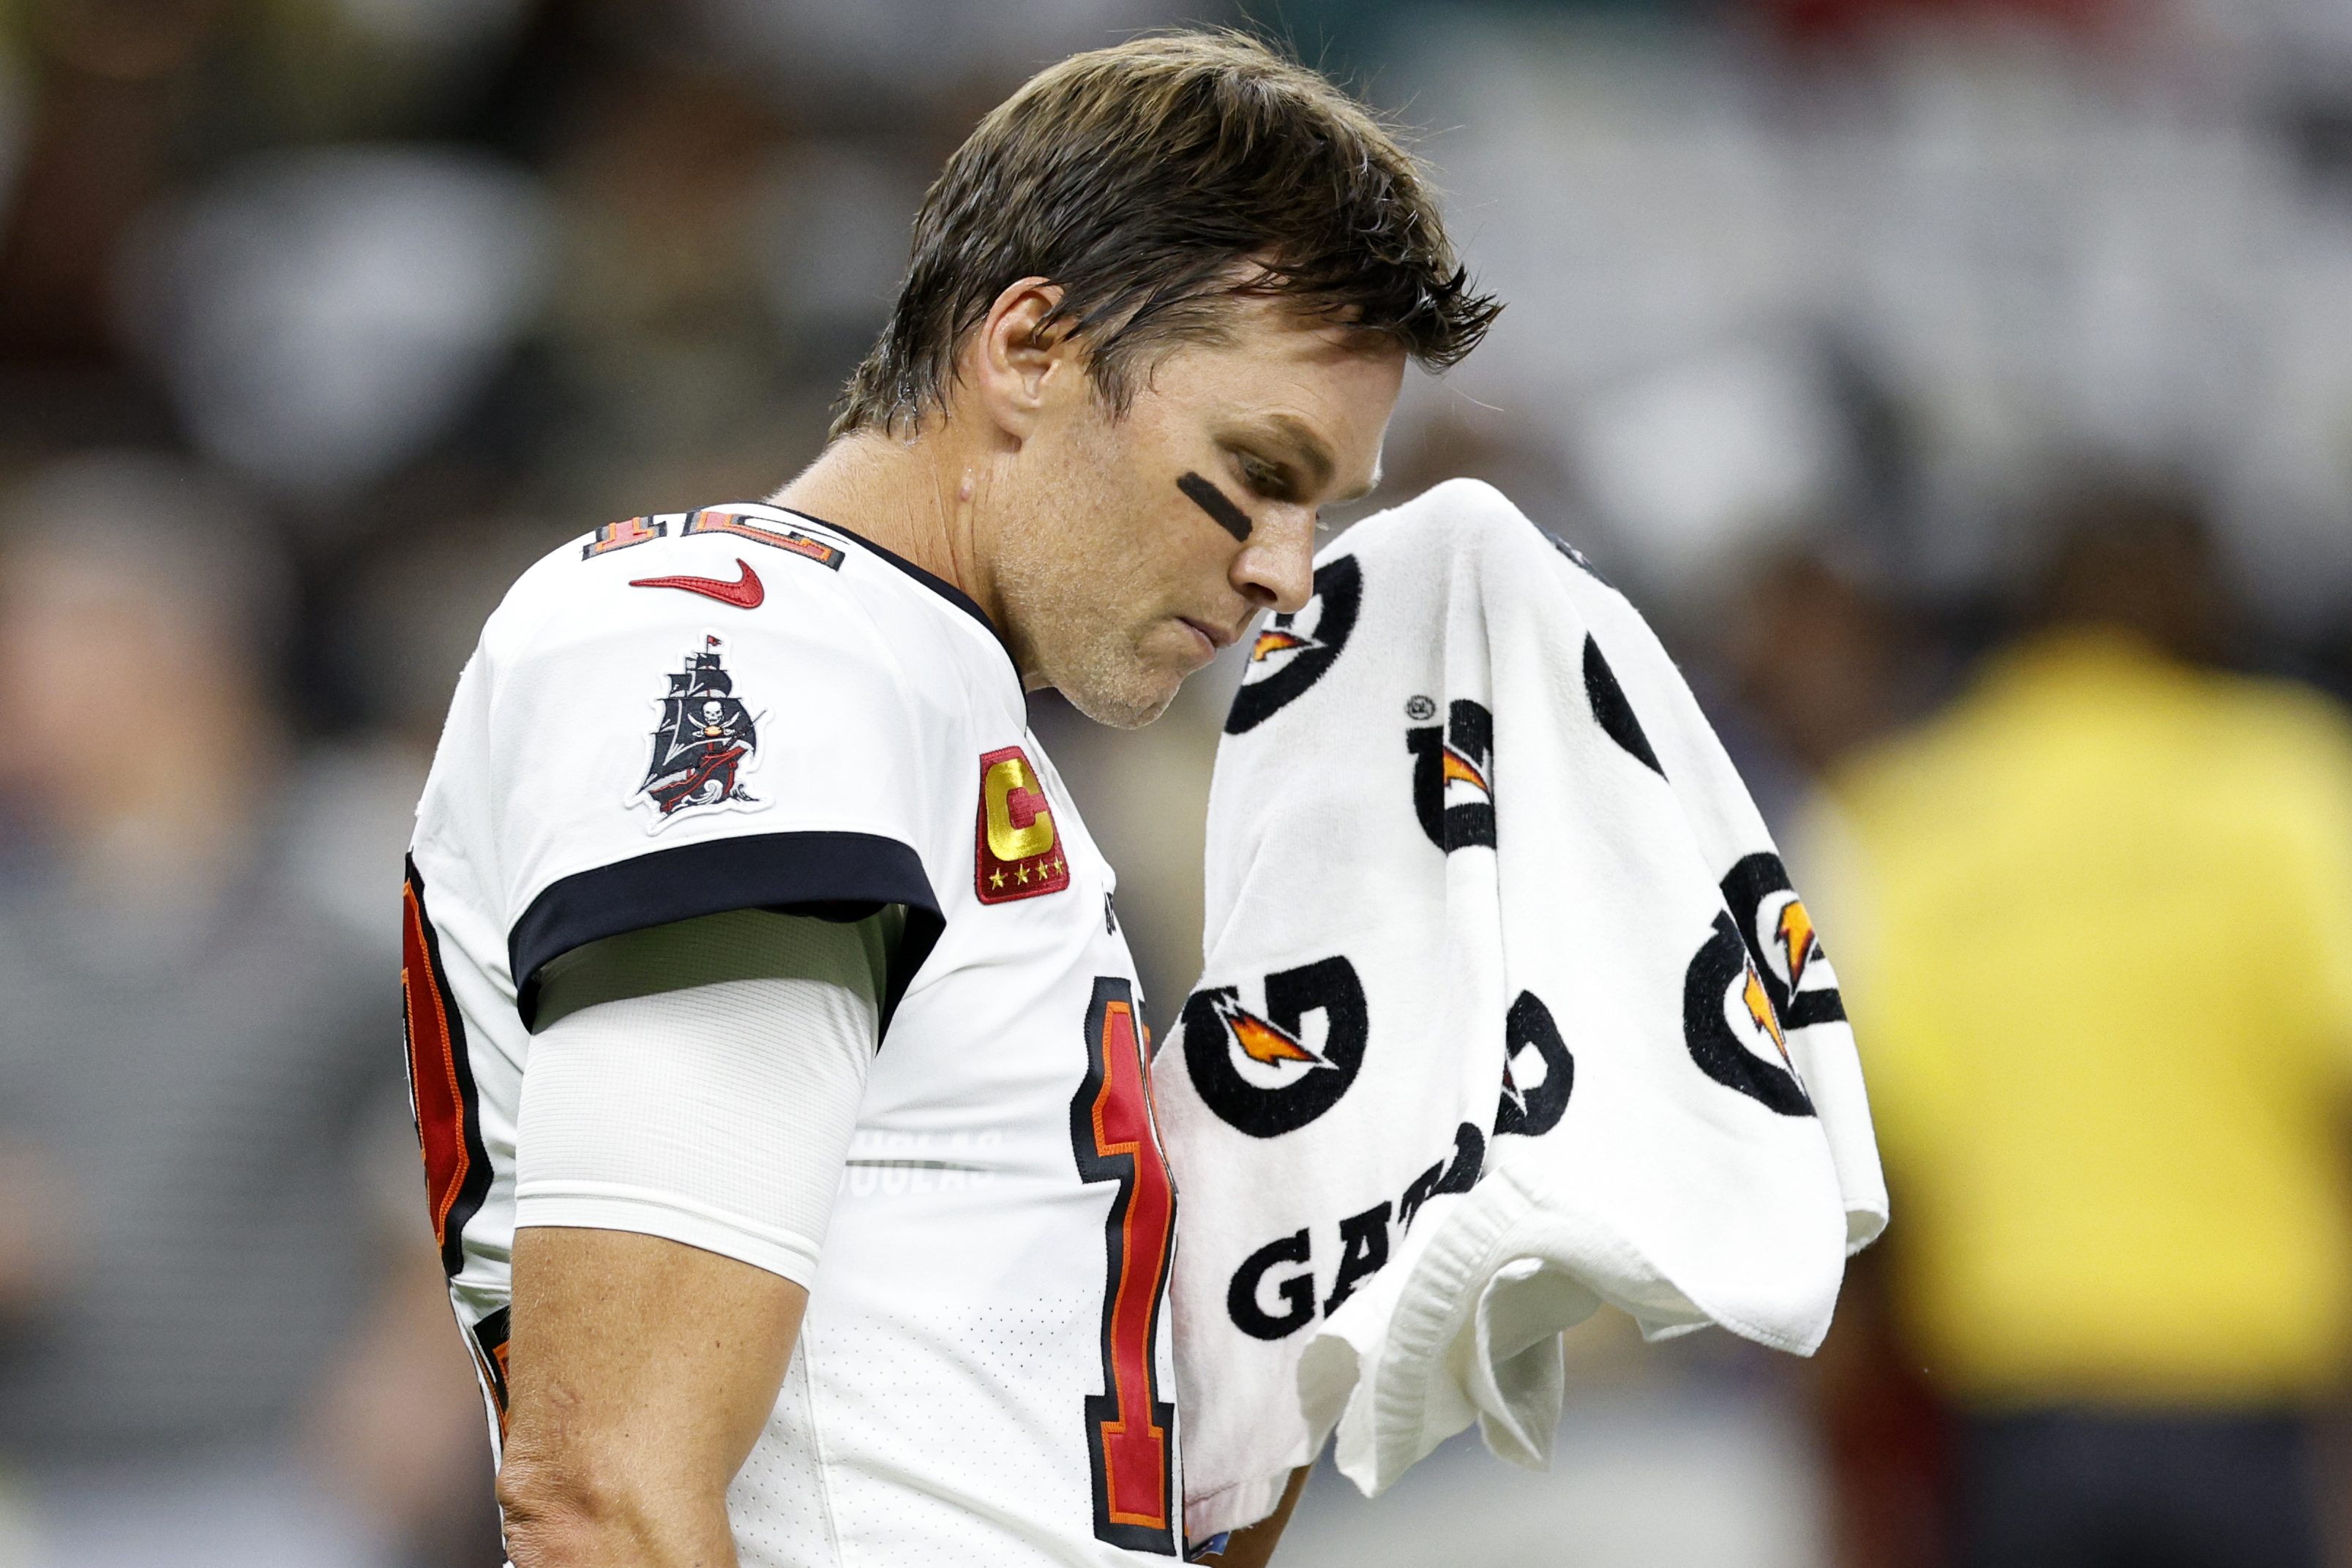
[476,571,957,1025]
[513,911,880,1285]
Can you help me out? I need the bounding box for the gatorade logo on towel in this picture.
[1224,555,1363,735]
[1179,956,1368,1138]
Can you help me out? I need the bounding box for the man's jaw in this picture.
[1028,625,1187,729]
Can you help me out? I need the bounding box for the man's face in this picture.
[989,297,1404,729]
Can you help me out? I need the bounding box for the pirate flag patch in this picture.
[635,635,765,829]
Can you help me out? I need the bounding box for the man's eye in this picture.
[1238,458,1291,500]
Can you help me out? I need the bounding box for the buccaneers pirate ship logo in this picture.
[634,636,764,828]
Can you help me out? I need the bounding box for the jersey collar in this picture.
[773,506,1015,670]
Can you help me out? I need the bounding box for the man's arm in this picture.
[495,909,891,1564]
[497,1226,806,1567]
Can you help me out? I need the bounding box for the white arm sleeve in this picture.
[513,909,884,1287]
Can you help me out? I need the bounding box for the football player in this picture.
[402,30,1497,1567]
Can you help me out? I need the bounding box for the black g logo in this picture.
[1180,956,1368,1138]
[1407,698,1495,851]
[1224,555,1362,735]
[1683,853,1841,1117]
[1495,990,1573,1137]
[1720,852,1845,1032]
[1684,912,1813,1117]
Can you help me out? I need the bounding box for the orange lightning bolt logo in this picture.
[1250,627,1322,663]
[1210,994,1328,1069]
[1741,965,1794,1070]
[1775,900,1817,991]
[1440,743,1489,796]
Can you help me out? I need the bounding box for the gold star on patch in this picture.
[1052,856,1066,876]
[988,868,1005,890]
[1016,863,1030,885]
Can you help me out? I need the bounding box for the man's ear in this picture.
[967,277,1079,440]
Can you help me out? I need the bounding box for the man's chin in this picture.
[1051,664,1183,730]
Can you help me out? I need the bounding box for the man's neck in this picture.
[772,428,1003,632]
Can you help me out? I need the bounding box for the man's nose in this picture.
[1229,506,1316,615]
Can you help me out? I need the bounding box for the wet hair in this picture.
[832,29,1499,438]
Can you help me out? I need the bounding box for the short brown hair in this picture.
[832,30,1499,438]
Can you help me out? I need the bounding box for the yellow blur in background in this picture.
[1828,626,2352,1405]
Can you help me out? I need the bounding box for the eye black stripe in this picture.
[1177,470,1254,541]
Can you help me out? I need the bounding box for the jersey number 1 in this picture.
[1071,978,1179,1555]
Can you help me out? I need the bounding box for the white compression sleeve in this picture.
[513,909,885,1286]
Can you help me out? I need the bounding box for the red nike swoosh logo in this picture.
[629,558,764,609]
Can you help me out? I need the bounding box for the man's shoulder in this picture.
[416,506,1011,956]
[480,502,1001,704]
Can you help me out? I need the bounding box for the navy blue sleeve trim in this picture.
[509,830,945,1032]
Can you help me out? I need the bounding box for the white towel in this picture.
[1155,479,1887,1543]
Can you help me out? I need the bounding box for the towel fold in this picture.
[1156,479,1886,1543]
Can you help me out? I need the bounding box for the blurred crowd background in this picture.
[1,0,2350,1564]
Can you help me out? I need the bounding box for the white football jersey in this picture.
[402,500,1188,1564]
